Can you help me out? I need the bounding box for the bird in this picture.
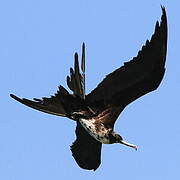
[10,7,167,171]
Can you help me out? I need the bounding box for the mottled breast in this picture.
[79,118,111,144]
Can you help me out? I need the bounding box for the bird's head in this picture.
[109,132,123,143]
[110,132,138,150]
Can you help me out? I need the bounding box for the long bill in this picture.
[120,140,138,151]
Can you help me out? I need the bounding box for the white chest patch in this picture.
[79,118,111,144]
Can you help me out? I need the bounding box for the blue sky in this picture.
[1,0,179,179]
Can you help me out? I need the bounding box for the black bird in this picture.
[10,7,167,171]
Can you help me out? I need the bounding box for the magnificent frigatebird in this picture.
[10,7,167,171]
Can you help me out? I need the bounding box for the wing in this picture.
[67,43,86,99]
[71,122,102,171]
[10,86,73,117]
[10,44,86,117]
[87,7,167,111]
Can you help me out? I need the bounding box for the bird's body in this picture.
[79,118,111,144]
[10,7,167,171]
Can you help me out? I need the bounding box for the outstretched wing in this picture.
[68,45,103,170]
[66,44,102,170]
[10,44,86,117]
[71,122,102,171]
[67,43,86,99]
[10,86,73,117]
[87,7,167,116]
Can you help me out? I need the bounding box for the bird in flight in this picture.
[10,7,167,171]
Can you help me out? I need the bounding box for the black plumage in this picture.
[10,7,167,171]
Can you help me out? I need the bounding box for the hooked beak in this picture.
[120,140,138,151]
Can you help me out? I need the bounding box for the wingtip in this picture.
[10,93,23,102]
[81,43,85,73]
[74,52,78,61]
[74,52,79,70]
[160,5,167,22]
[153,6,167,38]
[82,42,85,48]
[10,94,18,100]
[160,5,165,11]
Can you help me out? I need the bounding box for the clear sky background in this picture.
[0,0,179,179]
